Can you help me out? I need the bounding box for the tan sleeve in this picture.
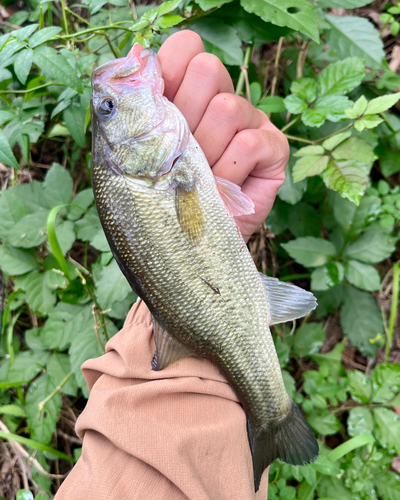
[55,299,269,500]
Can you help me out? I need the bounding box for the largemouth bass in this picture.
[91,43,319,489]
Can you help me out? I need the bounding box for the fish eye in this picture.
[98,98,115,116]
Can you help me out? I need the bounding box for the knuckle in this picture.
[189,52,224,79]
[170,30,203,48]
[234,130,260,158]
[210,93,241,121]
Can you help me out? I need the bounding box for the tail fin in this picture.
[248,399,319,491]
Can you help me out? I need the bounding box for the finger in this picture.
[172,54,234,132]
[211,128,290,185]
[157,31,204,101]
[194,94,268,166]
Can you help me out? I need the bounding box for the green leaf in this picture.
[1,351,49,385]
[325,15,385,69]
[293,155,329,182]
[344,260,381,291]
[195,0,234,9]
[347,370,371,404]
[11,24,39,41]
[47,353,78,397]
[373,407,400,455]
[365,92,400,115]
[157,0,183,15]
[7,210,49,249]
[293,323,325,357]
[344,226,396,263]
[332,137,376,168]
[26,373,62,445]
[0,245,38,275]
[281,237,337,268]
[311,342,345,377]
[33,46,83,93]
[63,105,87,148]
[0,128,19,169]
[318,0,373,7]
[381,150,400,178]
[74,207,102,241]
[318,57,365,96]
[301,109,326,128]
[16,491,34,500]
[307,409,342,435]
[14,48,33,85]
[257,96,286,113]
[344,95,368,119]
[43,163,73,207]
[371,363,400,404]
[340,285,383,356]
[95,259,132,310]
[282,370,296,398]
[284,94,308,114]
[323,158,368,205]
[354,114,384,131]
[15,271,56,315]
[278,157,307,204]
[288,202,321,237]
[157,14,184,28]
[191,19,243,66]
[0,190,29,240]
[29,26,63,48]
[240,0,319,42]
[322,130,352,151]
[347,408,374,437]
[68,189,94,221]
[0,404,26,417]
[41,303,85,350]
[375,472,400,500]
[311,262,344,291]
[291,78,317,102]
[294,146,324,157]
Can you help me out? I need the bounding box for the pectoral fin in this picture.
[259,274,318,325]
[152,318,195,371]
[214,175,255,217]
[176,184,205,244]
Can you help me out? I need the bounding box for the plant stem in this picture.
[235,43,254,97]
[270,36,284,99]
[285,123,354,146]
[60,0,69,36]
[281,115,300,133]
[284,134,314,144]
[385,261,399,362]
[314,123,353,144]
[65,7,94,27]
[38,372,73,413]
[0,82,65,94]
[54,24,130,40]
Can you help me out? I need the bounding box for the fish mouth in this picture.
[92,43,163,93]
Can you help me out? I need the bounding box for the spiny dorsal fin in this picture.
[259,274,317,325]
[152,318,195,371]
[175,184,205,244]
[214,175,255,217]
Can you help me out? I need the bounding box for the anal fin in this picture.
[259,274,318,325]
[152,318,195,371]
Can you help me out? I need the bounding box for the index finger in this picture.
[157,31,205,101]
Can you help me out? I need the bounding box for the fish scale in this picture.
[91,43,319,490]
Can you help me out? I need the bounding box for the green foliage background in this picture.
[0,0,399,498]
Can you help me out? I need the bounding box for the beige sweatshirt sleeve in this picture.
[55,299,269,500]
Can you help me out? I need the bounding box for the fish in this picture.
[90,43,319,490]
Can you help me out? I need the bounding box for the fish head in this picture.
[91,44,166,145]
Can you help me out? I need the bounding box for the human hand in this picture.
[157,30,289,243]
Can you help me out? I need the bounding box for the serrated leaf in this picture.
[318,0,373,6]
[344,260,381,291]
[29,26,63,48]
[322,130,352,150]
[340,285,383,356]
[278,156,307,204]
[288,201,321,237]
[311,262,344,291]
[63,104,87,148]
[284,94,308,114]
[47,353,77,397]
[293,323,325,357]
[331,137,376,167]
[240,0,319,42]
[26,373,62,445]
[347,370,371,404]
[291,78,317,102]
[365,92,400,115]
[318,57,365,96]
[301,108,327,127]
[43,163,73,207]
[74,207,102,241]
[307,409,342,435]
[13,48,33,85]
[380,150,400,178]
[281,236,337,267]
[11,24,39,41]
[0,245,38,275]
[68,189,94,221]
[157,14,184,28]
[41,303,85,350]
[257,96,286,113]
[7,210,49,249]
[95,259,132,310]
[345,95,368,119]
[344,225,396,263]
[373,408,400,455]
[33,46,82,93]
[355,114,384,131]
[293,155,329,182]
[375,472,400,500]
[325,15,385,70]
[294,146,324,157]
[347,407,373,437]
[157,0,183,15]
[0,190,29,240]
[1,351,49,385]
[15,271,56,315]
[195,0,234,8]
[323,158,368,205]
[191,19,243,66]
[371,364,400,404]
[0,128,19,169]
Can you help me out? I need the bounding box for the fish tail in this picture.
[248,399,319,491]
